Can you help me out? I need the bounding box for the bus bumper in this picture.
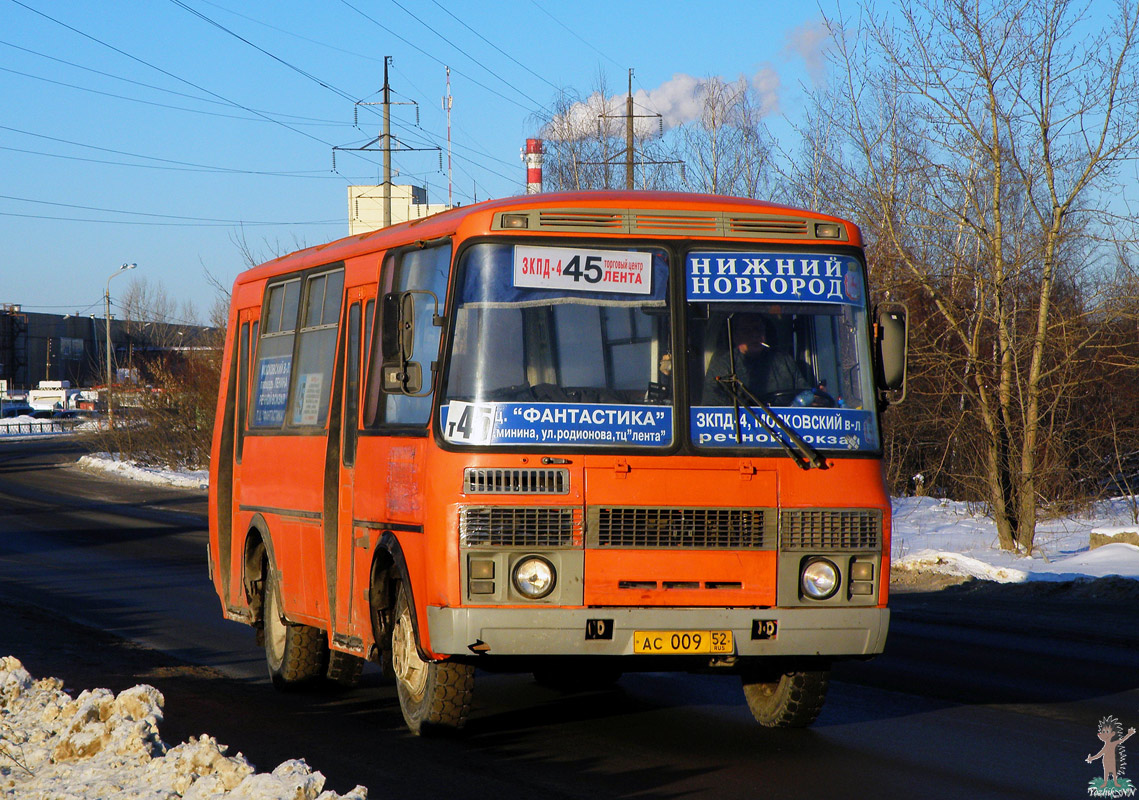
[426,605,889,658]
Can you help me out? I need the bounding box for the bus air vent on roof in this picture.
[537,210,626,230]
[727,216,812,238]
[632,212,719,234]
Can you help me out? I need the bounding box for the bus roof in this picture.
[235,191,862,287]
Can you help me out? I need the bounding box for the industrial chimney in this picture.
[523,138,544,194]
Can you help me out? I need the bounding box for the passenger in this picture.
[702,315,812,405]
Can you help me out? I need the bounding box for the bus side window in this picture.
[342,302,362,466]
[251,279,301,428]
[236,321,249,462]
[288,268,344,427]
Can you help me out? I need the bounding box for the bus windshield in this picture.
[685,250,879,452]
[441,242,673,448]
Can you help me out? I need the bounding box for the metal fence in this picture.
[0,419,84,436]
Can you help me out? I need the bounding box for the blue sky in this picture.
[1,0,840,321]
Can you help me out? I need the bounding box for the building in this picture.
[0,303,214,392]
[347,184,450,236]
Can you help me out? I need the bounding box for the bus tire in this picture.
[391,584,473,735]
[263,565,328,690]
[741,669,829,728]
[326,650,365,688]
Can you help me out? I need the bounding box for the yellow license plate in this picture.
[633,630,734,654]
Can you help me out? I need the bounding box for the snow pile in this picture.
[892,496,1139,583]
[0,657,365,800]
[77,452,209,490]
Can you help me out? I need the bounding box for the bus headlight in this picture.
[512,556,556,600]
[801,558,840,600]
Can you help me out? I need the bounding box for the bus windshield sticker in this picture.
[252,354,291,427]
[691,406,878,450]
[442,400,671,446]
[686,252,864,304]
[514,245,652,296]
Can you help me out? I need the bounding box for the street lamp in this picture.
[105,262,137,427]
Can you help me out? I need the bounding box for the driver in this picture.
[702,314,812,405]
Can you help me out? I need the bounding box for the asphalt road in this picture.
[2,436,1137,799]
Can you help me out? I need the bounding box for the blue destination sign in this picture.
[441,401,672,447]
[686,252,864,304]
[691,406,878,450]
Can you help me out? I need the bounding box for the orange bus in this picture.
[208,191,907,735]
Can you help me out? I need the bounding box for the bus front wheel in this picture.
[263,564,328,690]
[741,669,829,728]
[391,584,473,735]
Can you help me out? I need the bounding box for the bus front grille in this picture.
[587,507,775,549]
[464,468,569,495]
[779,509,881,550]
[460,506,582,548]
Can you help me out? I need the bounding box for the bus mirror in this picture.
[399,292,417,358]
[381,360,422,394]
[875,303,907,402]
[380,292,402,362]
[381,290,435,395]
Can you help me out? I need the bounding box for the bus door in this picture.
[226,306,259,612]
[332,287,375,647]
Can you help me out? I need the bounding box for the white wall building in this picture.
[348,185,450,236]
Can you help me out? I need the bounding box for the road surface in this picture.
[1,437,1136,799]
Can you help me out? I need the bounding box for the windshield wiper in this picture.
[714,373,827,470]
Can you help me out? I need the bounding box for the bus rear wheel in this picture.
[741,669,829,728]
[391,584,473,735]
[263,565,328,690]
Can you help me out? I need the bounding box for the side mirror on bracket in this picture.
[875,302,908,405]
[380,290,440,397]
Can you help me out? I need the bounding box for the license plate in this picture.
[633,630,734,654]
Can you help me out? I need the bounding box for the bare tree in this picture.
[678,76,774,198]
[536,72,773,195]
[796,0,1139,551]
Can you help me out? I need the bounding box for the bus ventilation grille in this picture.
[464,468,569,495]
[537,211,625,229]
[779,509,881,550]
[632,212,719,233]
[460,506,582,548]
[588,507,775,549]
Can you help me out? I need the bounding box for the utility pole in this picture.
[443,66,453,208]
[382,56,392,228]
[333,57,440,229]
[585,67,682,189]
[626,68,635,190]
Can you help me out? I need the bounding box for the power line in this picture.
[8,0,340,151]
[428,0,562,94]
[528,1,624,70]
[383,0,553,115]
[169,0,358,104]
[0,123,366,176]
[0,192,341,225]
[336,0,543,116]
[167,0,509,188]
[0,64,348,127]
[194,0,387,65]
[0,38,346,124]
[0,210,341,227]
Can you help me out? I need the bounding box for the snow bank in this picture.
[0,657,365,800]
[891,496,1139,583]
[77,452,209,490]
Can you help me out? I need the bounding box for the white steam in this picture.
[544,19,830,142]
